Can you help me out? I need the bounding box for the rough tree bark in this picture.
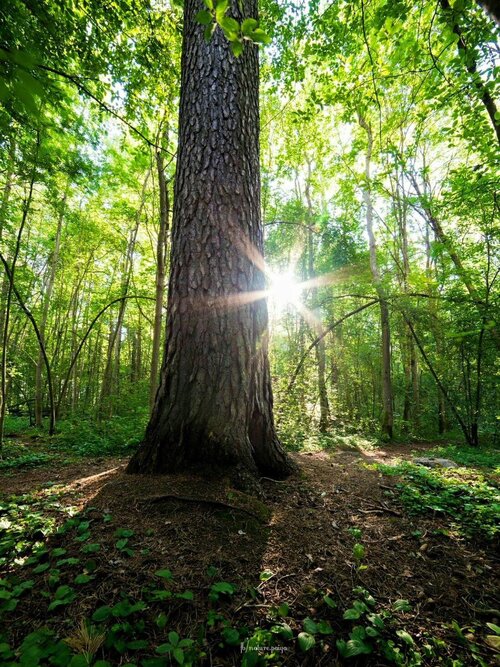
[127,0,294,484]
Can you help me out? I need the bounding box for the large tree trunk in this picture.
[128,0,294,484]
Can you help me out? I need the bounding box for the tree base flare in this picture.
[126,432,297,495]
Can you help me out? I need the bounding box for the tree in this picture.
[127,0,295,485]
[357,111,394,440]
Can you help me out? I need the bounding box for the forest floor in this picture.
[0,439,498,666]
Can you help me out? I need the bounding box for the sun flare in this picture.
[267,270,303,311]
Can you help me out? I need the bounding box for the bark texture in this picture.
[128,0,294,482]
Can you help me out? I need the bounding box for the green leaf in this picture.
[222,627,240,645]
[74,574,94,584]
[156,612,168,629]
[220,16,239,33]
[316,620,333,635]
[248,29,271,44]
[51,548,67,558]
[277,602,289,617]
[155,568,173,580]
[303,617,318,634]
[271,623,293,640]
[215,0,229,22]
[204,23,216,41]
[353,543,365,560]
[241,18,258,35]
[173,647,184,664]
[367,613,385,629]
[114,528,134,538]
[54,585,74,600]
[210,581,236,595]
[341,639,373,657]
[175,590,194,600]
[156,643,173,655]
[297,632,315,652]
[92,605,112,622]
[33,563,50,574]
[486,623,500,635]
[112,599,147,617]
[323,594,337,608]
[393,599,412,612]
[396,629,414,646]
[168,631,180,646]
[231,41,243,57]
[195,10,213,26]
[58,557,81,566]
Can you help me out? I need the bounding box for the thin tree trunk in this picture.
[0,137,16,351]
[358,112,394,439]
[305,162,329,433]
[0,144,38,453]
[409,173,479,298]
[406,318,473,445]
[150,130,170,410]
[440,0,500,145]
[35,193,65,426]
[99,178,147,417]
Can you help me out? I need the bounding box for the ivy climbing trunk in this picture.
[127,0,294,484]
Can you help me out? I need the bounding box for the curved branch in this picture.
[0,251,56,435]
[287,299,379,392]
[56,294,157,414]
[0,49,175,158]
[405,317,472,445]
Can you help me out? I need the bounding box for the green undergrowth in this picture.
[426,444,500,471]
[371,460,499,539]
[0,442,56,470]
[54,415,147,457]
[1,495,497,666]
[0,413,148,468]
[280,428,378,454]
